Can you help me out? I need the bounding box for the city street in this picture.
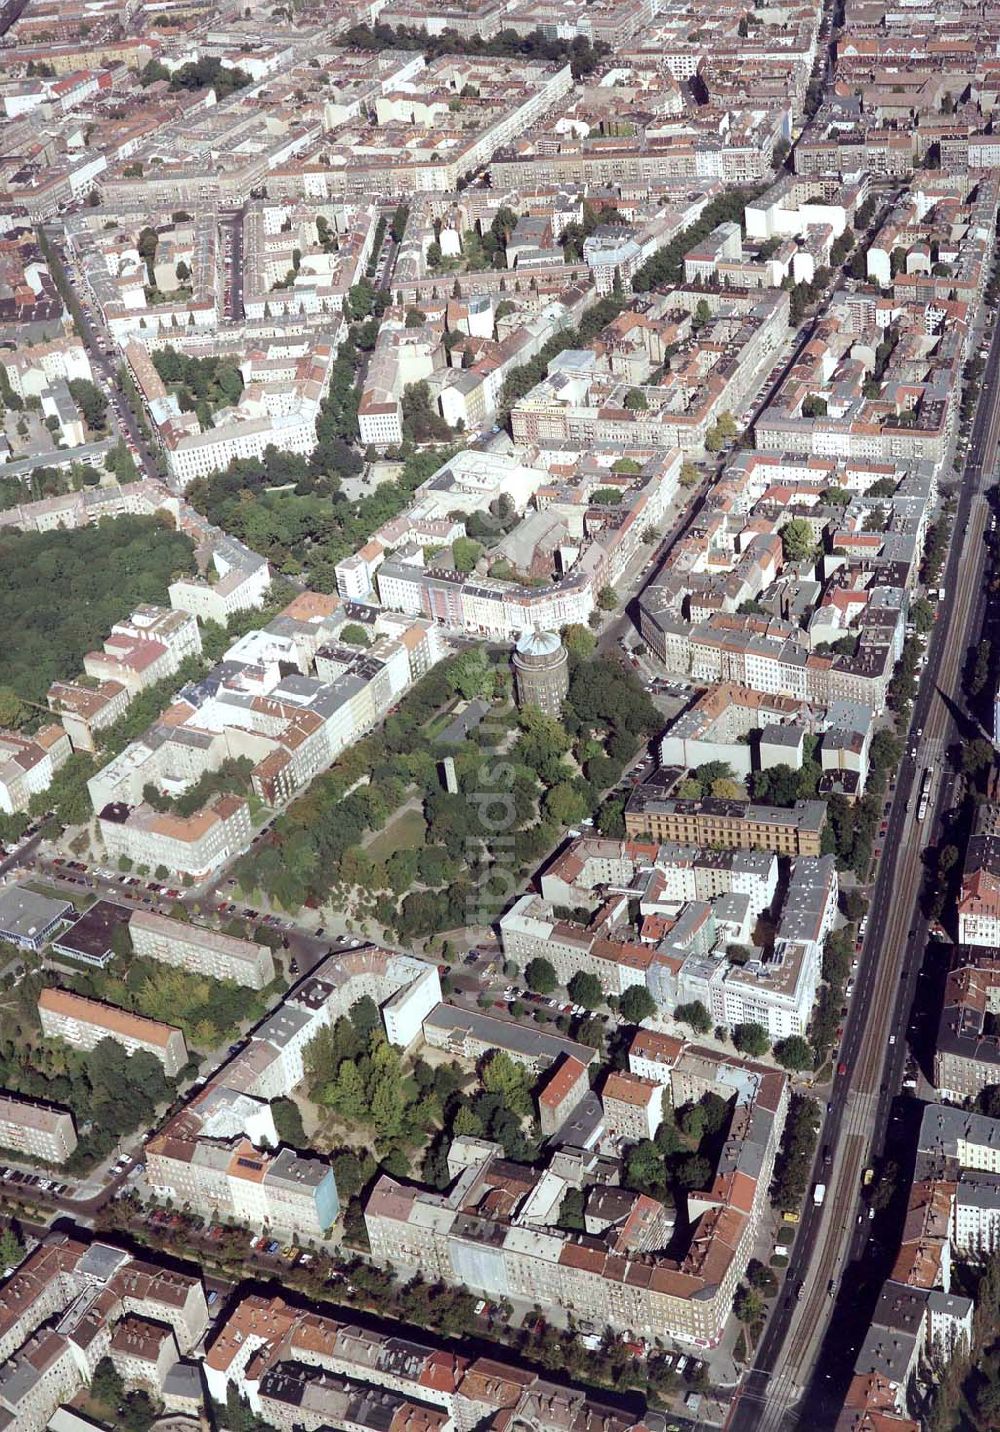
[726,282,1000,1430]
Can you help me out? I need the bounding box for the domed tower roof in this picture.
[514,629,562,661]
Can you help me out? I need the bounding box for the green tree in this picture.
[962,739,995,779]
[625,1138,665,1195]
[597,797,626,838]
[137,226,158,262]
[545,781,589,827]
[774,1035,813,1071]
[624,387,648,411]
[330,1059,368,1122]
[370,1069,405,1137]
[693,760,735,797]
[905,595,928,635]
[675,1000,712,1035]
[596,586,618,611]
[450,645,492,701]
[750,763,803,808]
[91,1357,125,1409]
[674,1154,712,1191]
[481,1050,533,1117]
[0,687,25,729]
[563,623,596,659]
[452,536,483,573]
[781,517,816,563]
[0,1224,24,1270]
[0,517,196,706]
[567,970,603,1010]
[733,1022,770,1057]
[620,986,657,1025]
[557,1186,586,1230]
[67,378,108,432]
[340,622,371,647]
[270,1096,306,1145]
[734,1285,764,1324]
[525,957,557,994]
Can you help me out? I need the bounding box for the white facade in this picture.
[382,965,442,1047]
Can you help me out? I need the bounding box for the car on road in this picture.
[838,1061,848,1076]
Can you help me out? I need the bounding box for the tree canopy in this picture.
[0,516,195,704]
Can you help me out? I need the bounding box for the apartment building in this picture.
[918,1104,1000,1181]
[624,792,827,856]
[0,1094,77,1164]
[500,898,653,999]
[540,836,779,916]
[138,947,439,1234]
[98,792,253,883]
[422,1004,596,1076]
[956,802,1000,947]
[89,595,440,877]
[934,951,1000,1103]
[45,679,131,755]
[0,1232,208,1430]
[665,856,837,1040]
[204,1292,647,1429]
[378,0,507,37]
[258,1363,451,1432]
[365,1051,787,1347]
[38,988,188,1078]
[510,290,788,454]
[82,607,201,691]
[167,534,272,628]
[952,1168,1000,1262]
[0,336,92,399]
[108,1317,179,1395]
[537,1054,591,1138]
[146,1133,339,1240]
[0,1330,81,1432]
[145,1087,339,1239]
[628,1029,686,1085]
[174,947,442,1117]
[601,1072,663,1143]
[268,57,574,199]
[365,443,678,637]
[128,910,275,991]
[49,606,202,753]
[507,842,833,1039]
[123,336,339,491]
[0,725,71,815]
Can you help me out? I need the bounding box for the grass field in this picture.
[423,702,460,740]
[366,806,426,863]
[23,881,92,915]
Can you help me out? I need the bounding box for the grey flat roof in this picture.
[0,884,73,940]
[424,1002,596,1067]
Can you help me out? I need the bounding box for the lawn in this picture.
[365,807,426,863]
[23,881,92,915]
[423,702,461,740]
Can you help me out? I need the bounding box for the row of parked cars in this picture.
[250,1235,315,1268]
[0,1167,70,1197]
